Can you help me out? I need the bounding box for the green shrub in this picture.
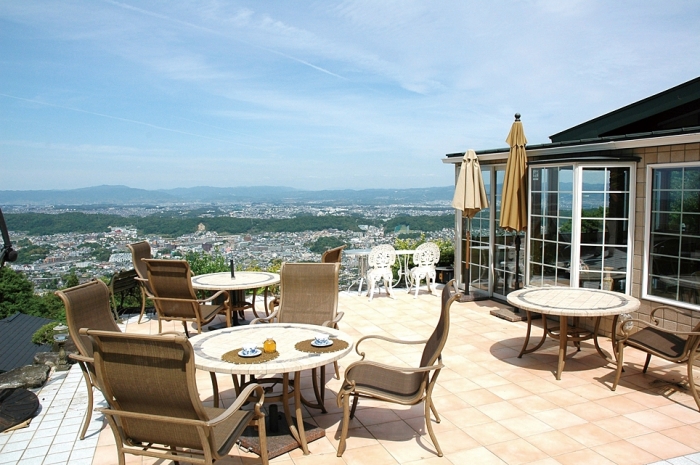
[32,322,61,345]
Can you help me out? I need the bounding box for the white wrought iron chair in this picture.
[408,242,440,298]
[366,244,396,301]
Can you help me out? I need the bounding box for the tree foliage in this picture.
[0,267,65,321]
[383,215,453,233]
[6,212,374,237]
[307,236,345,254]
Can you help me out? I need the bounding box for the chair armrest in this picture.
[251,308,279,325]
[616,316,700,342]
[207,383,266,425]
[198,290,228,304]
[69,353,93,363]
[322,311,344,328]
[268,297,280,314]
[345,359,444,377]
[355,334,428,358]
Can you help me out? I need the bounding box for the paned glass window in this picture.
[578,167,630,291]
[529,166,573,287]
[647,165,700,305]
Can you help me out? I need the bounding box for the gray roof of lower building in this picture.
[0,313,54,374]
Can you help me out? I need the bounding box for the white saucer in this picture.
[311,339,333,347]
[238,348,262,357]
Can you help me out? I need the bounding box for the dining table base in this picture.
[518,311,615,380]
[208,371,323,455]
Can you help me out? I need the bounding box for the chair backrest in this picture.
[321,245,346,264]
[127,241,153,294]
[419,280,461,368]
[413,242,440,267]
[277,262,340,326]
[368,244,396,269]
[56,280,120,359]
[84,330,207,450]
[143,259,199,319]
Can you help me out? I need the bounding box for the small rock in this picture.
[34,352,60,368]
[0,365,51,390]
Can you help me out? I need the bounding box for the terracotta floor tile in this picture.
[564,401,617,422]
[624,409,685,431]
[594,415,654,439]
[594,395,647,415]
[533,408,587,430]
[524,430,586,457]
[478,400,527,421]
[559,422,620,447]
[445,445,507,464]
[554,448,617,465]
[508,395,559,415]
[486,437,549,465]
[462,420,519,446]
[337,443,399,464]
[655,403,700,424]
[463,388,505,407]
[626,432,696,460]
[539,389,588,408]
[498,414,554,438]
[594,439,667,464]
[661,424,700,448]
[439,406,492,428]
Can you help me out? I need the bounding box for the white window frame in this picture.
[642,161,700,311]
[526,161,636,293]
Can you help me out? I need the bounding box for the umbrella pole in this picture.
[465,227,471,296]
[514,234,521,290]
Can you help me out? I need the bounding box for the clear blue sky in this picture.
[1,1,699,191]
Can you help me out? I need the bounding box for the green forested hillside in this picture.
[6,212,453,236]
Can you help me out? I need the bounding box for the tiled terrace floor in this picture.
[3,285,700,464]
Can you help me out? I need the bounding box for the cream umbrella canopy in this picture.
[452,149,489,293]
[499,113,528,291]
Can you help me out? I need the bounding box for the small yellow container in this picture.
[263,337,276,354]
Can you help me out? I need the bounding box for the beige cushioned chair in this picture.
[126,241,154,324]
[143,259,230,336]
[336,280,461,457]
[321,244,346,263]
[613,306,700,411]
[82,329,268,465]
[252,262,343,411]
[55,280,121,440]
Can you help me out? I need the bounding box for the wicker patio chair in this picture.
[612,306,700,411]
[55,280,121,440]
[407,242,440,298]
[321,244,346,263]
[143,259,230,336]
[366,244,396,301]
[336,280,461,457]
[126,241,154,324]
[252,262,343,411]
[81,329,268,465]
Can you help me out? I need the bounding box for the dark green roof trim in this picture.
[550,76,700,142]
[444,124,700,160]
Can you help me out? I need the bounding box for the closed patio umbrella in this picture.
[499,113,528,291]
[452,149,488,296]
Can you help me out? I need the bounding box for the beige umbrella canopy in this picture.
[500,114,528,233]
[499,113,528,291]
[452,149,488,294]
[452,149,488,219]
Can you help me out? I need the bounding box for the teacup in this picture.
[242,343,257,355]
[314,333,330,345]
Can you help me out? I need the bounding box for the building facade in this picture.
[445,77,700,333]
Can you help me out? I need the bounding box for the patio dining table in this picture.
[507,287,640,380]
[189,323,353,456]
[191,271,279,326]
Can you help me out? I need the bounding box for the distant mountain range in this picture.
[0,185,455,206]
